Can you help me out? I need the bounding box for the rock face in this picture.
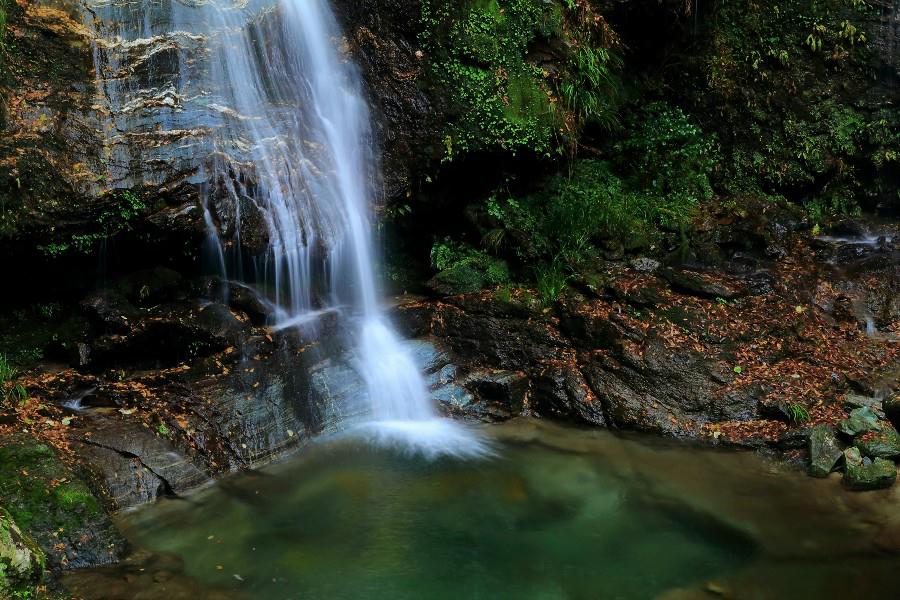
[332,0,437,204]
[0,0,439,268]
[396,205,900,450]
[0,507,45,596]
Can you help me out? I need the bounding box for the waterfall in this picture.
[83,0,488,457]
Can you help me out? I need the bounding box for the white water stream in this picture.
[84,0,487,457]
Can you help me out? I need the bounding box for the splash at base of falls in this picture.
[354,318,493,458]
[350,420,495,460]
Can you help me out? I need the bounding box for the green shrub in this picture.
[696,0,895,216]
[535,261,569,306]
[420,0,622,160]
[0,354,27,406]
[486,128,711,268]
[430,239,510,294]
[615,102,718,226]
[487,160,631,263]
[560,44,622,131]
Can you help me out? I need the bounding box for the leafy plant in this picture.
[615,102,718,224]
[560,44,623,130]
[535,261,569,306]
[420,0,622,160]
[430,239,510,294]
[0,354,28,405]
[785,403,811,424]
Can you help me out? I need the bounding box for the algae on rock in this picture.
[0,506,45,597]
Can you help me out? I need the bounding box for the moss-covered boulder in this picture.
[0,435,125,569]
[0,507,45,597]
[855,428,900,460]
[842,447,897,491]
[808,424,843,478]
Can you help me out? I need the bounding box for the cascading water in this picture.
[84,0,488,457]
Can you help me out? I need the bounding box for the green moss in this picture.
[0,507,45,597]
[0,438,102,539]
[430,239,511,294]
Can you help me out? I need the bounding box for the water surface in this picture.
[64,420,900,599]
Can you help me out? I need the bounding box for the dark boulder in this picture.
[660,268,746,300]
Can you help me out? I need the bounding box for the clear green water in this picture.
[64,420,900,600]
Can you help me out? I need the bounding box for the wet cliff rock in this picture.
[397,205,900,449]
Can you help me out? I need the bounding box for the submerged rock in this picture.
[0,507,45,597]
[842,447,896,491]
[808,425,844,478]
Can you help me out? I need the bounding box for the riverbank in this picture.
[1,208,899,595]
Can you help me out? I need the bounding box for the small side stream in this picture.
[62,420,900,599]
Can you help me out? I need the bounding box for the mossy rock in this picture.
[838,406,881,437]
[808,424,843,478]
[0,507,45,597]
[855,428,900,460]
[0,434,125,569]
[842,447,897,491]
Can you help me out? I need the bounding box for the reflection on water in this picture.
[63,420,900,599]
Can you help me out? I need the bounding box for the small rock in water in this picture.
[808,425,844,478]
[842,447,897,491]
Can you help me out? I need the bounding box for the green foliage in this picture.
[698,0,894,216]
[534,261,569,306]
[615,102,717,225]
[420,0,622,160]
[486,105,712,264]
[487,161,631,264]
[421,0,562,158]
[0,355,27,406]
[785,403,811,424]
[560,45,622,131]
[36,190,147,257]
[430,239,510,294]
